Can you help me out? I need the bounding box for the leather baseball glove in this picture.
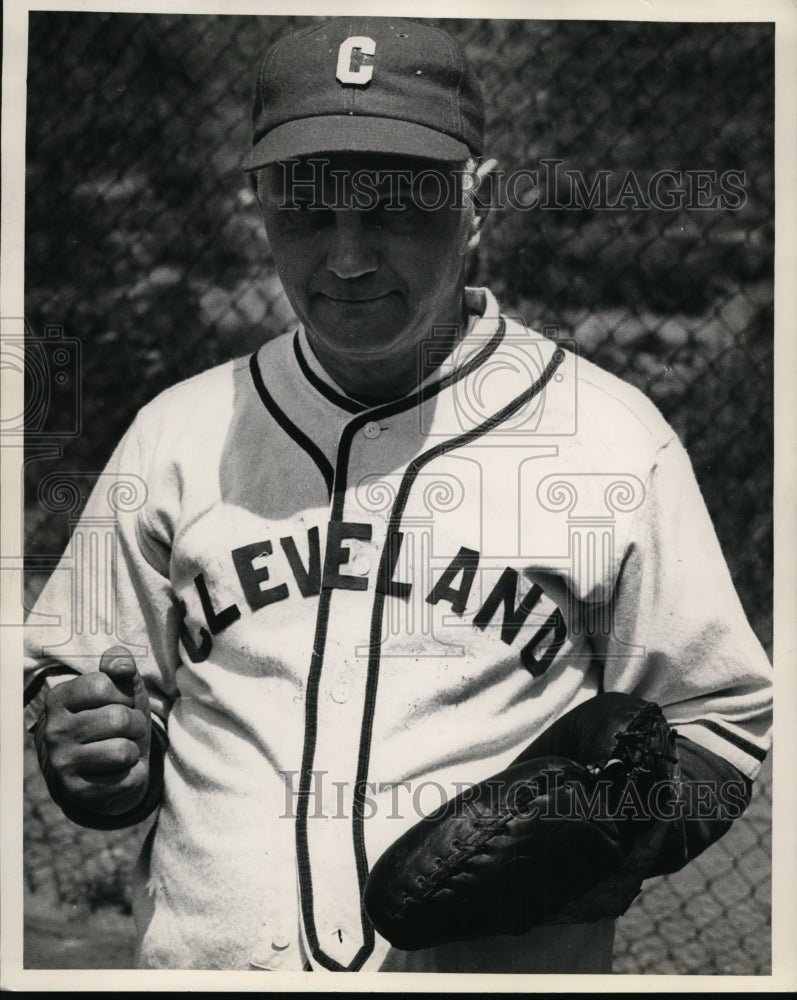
[363,692,680,950]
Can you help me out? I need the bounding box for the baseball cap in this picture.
[241,18,484,170]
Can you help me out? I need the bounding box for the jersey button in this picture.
[331,684,349,704]
[272,931,290,950]
[362,421,382,439]
[351,554,371,575]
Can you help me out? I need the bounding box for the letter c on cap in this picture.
[336,36,376,85]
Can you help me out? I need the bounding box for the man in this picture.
[24,18,772,973]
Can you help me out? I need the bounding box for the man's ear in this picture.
[250,167,267,209]
[467,158,499,251]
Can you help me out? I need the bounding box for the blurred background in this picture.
[22,14,773,973]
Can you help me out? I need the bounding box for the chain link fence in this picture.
[22,14,773,974]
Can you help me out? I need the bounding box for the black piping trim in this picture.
[687,719,768,763]
[249,351,334,498]
[297,322,563,971]
[24,664,80,708]
[293,332,365,415]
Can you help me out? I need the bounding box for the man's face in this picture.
[257,153,476,395]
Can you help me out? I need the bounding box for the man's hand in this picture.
[37,646,152,818]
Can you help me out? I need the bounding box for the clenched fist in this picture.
[34,646,158,823]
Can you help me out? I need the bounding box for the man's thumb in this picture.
[99,645,148,713]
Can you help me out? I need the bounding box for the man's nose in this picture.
[326,210,378,279]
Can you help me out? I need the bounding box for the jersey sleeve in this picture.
[598,434,772,781]
[23,413,181,736]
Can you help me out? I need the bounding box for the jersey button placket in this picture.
[303,422,390,968]
[306,651,365,966]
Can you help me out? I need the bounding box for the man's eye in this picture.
[371,198,428,231]
[278,204,333,228]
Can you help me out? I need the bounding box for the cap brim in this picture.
[241,115,473,170]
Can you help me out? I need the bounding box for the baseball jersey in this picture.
[24,287,773,972]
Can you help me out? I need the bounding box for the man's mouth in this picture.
[316,291,395,304]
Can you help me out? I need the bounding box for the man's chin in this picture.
[307,298,410,355]
[312,331,407,361]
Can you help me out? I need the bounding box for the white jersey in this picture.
[24,287,772,972]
